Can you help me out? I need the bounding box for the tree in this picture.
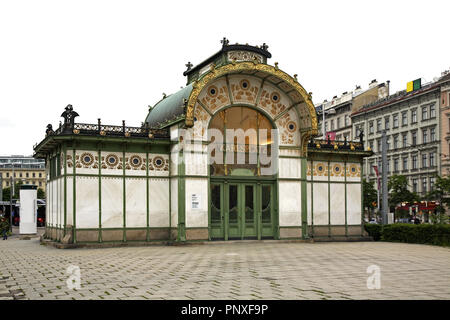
[363,179,378,221]
[388,175,419,219]
[424,175,450,224]
[37,188,45,199]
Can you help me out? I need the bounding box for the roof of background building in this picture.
[351,81,440,117]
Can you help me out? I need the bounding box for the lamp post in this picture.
[321,106,336,138]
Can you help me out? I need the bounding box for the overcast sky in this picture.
[1,0,449,156]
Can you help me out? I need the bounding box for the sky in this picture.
[0,0,449,155]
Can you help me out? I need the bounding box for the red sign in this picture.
[326,131,336,141]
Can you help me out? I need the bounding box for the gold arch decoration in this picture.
[185,62,318,141]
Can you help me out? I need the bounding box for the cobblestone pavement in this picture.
[0,237,449,300]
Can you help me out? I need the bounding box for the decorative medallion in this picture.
[153,156,165,169]
[313,162,328,177]
[331,164,344,177]
[80,152,94,167]
[239,79,250,90]
[270,92,280,103]
[287,121,297,133]
[129,155,142,169]
[207,85,218,98]
[106,154,119,168]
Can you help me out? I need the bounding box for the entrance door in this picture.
[210,181,275,240]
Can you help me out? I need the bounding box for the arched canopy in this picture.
[145,62,318,142]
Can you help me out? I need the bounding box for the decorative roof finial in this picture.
[262,43,269,51]
[163,93,167,98]
[185,61,193,72]
[221,37,229,47]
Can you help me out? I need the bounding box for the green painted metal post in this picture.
[300,157,308,239]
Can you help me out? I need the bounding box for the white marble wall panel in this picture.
[75,177,99,228]
[185,178,208,228]
[59,178,64,227]
[279,181,301,226]
[66,177,73,225]
[170,124,179,142]
[330,184,345,225]
[170,147,179,176]
[347,184,362,225]
[279,148,301,158]
[278,158,301,179]
[185,152,208,176]
[47,180,52,226]
[101,177,123,228]
[149,179,170,227]
[52,180,57,227]
[125,178,147,228]
[307,182,312,225]
[171,178,178,227]
[313,183,329,225]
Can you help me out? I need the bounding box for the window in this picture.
[411,109,417,123]
[330,120,335,131]
[385,117,390,130]
[430,127,436,141]
[412,155,418,169]
[422,106,428,120]
[26,172,29,178]
[39,173,42,178]
[402,112,408,126]
[377,139,381,152]
[355,126,360,137]
[394,158,399,172]
[422,178,427,193]
[324,121,328,132]
[412,131,417,146]
[337,117,341,129]
[386,137,390,150]
[369,121,374,134]
[430,104,436,118]
[19,173,22,178]
[403,157,408,171]
[345,115,350,126]
[32,173,35,178]
[369,140,374,150]
[6,181,9,187]
[422,154,428,168]
[6,172,9,178]
[430,152,435,167]
[377,119,382,132]
[413,179,418,193]
[423,129,428,144]
[393,135,399,149]
[39,182,42,187]
[393,114,399,128]
[430,177,435,190]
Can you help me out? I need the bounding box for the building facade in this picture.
[316,80,389,141]
[352,79,441,196]
[439,71,450,176]
[34,42,371,245]
[0,155,46,196]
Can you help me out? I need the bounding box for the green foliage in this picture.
[424,175,450,220]
[388,175,419,210]
[364,223,382,241]
[362,179,378,210]
[382,224,450,246]
[37,188,45,199]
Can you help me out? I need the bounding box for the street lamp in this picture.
[320,106,336,138]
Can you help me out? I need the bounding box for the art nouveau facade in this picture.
[34,42,371,245]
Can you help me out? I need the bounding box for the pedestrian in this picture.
[0,211,9,240]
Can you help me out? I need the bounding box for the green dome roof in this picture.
[145,83,193,128]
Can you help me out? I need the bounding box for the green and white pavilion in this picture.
[34,41,372,245]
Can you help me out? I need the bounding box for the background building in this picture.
[316,80,389,141]
[0,155,46,198]
[352,77,442,197]
[439,70,450,176]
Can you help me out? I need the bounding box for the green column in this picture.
[301,157,308,239]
